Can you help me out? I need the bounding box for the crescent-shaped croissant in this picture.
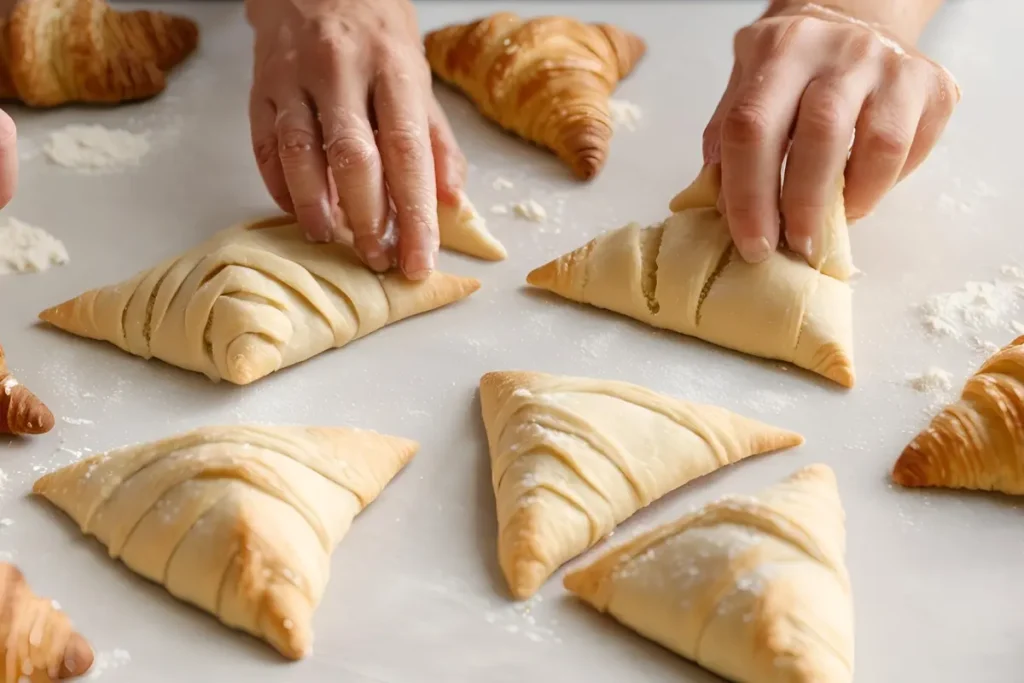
[0,563,94,681]
[37,216,480,385]
[0,0,199,107]
[425,12,646,180]
[33,425,417,660]
[527,164,857,386]
[565,464,854,683]
[479,370,803,599]
[0,343,54,435]
[893,335,1024,492]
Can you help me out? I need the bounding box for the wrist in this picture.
[762,1,940,45]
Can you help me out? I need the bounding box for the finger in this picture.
[374,70,438,280]
[275,96,335,242]
[249,93,293,215]
[782,71,873,259]
[703,63,743,165]
[428,97,466,206]
[720,60,811,263]
[316,75,391,271]
[844,60,927,220]
[898,64,959,181]
[0,109,17,209]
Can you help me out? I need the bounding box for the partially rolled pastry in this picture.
[438,192,507,261]
[565,464,854,683]
[893,334,1024,492]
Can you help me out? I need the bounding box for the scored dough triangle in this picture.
[478,370,804,599]
[438,192,507,261]
[38,216,480,385]
[527,164,856,387]
[564,464,854,683]
[893,334,1024,493]
[33,424,417,660]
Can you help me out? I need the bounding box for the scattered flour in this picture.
[0,518,11,527]
[512,199,547,222]
[492,177,514,191]
[490,204,510,216]
[86,649,131,679]
[44,124,151,173]
[609,99,643,132]
[0,218,69,275]
[61,416,94,426]
[906,367,954,395]
[743,389,796,415]
[918,270,1024,343]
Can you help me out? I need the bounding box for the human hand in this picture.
[246,0,466,280]
[702,1,960,265]
[0,109,16,209]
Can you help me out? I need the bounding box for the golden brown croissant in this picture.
[425,12,646,180]
[0,0,199,107]
[893,335,1024,492]
[0,563,93,681]
[0,343,54,436]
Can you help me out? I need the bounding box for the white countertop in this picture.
[1,1,1022,681]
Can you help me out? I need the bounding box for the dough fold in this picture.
[425,12,646,180]
[479,370,803,599]
[527,165,856,387]
[894,334,1024,492]
[439,192,507,261]
[33,424,417,660]
[565,464,854,683]
[38,216,480,385]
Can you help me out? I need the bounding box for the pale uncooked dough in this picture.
[438,192,507,261]
[479,370,804,599]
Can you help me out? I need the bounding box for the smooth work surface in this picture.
[1,1,1021,681]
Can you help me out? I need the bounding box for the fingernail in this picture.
[364,246,391,273]
[786,231,818,263]
[403,249,435,280]
[705,139,721,165]
[306,225,332,243]
[736,236,772,264]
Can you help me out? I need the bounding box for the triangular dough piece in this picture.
[438,191,507,261]
[33,424,417,660]
[38,216,480,385]
[479,370,804,599]
[893,334,1024,492]
[527,165,856,387]
[564,464,854,683]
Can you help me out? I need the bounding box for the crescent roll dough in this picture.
[565,464,854,683]
[894,334,1024,492]
[527,165,857,387]
[479,370,804,599]
[38,216,480,385]
[33,425,417,660]
[439,192,507,261]
[425,12,646,180]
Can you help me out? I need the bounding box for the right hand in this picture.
[0,109,16,208]
[246,0,466,280]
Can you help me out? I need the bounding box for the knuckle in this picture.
[383,125,428,163]
[722,102,772,146]
[801,90,849,141]
[324,133,378,172]
[253,135,278,165]
[277,128,318,158]
[934,69,961,114]
[863,123,912,159]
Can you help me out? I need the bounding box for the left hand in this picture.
[702,2,960,265]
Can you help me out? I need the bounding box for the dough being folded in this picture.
[425,12,646,180]
[479,370,803,599]
[894,334,1024,492]
[33,425,417,660]
[565,464,854,683]
[438,192,507,261]
[0,563,94,681]
[527,165,856,387]
[38,216,480,385]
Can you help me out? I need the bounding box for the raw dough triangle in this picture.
[527,165,856,387]
[33,424,417,660]
[565,464,854,683]
[479,370,804,599]
[38,216,480,385]
[893,334,1024,493]
[438,192,507,261]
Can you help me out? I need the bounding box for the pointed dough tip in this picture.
[562,564,603,603]
[788,463,837,488]
[525,260,559,290]
[505,557,550,600]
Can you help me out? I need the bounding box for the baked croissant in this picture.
[565,464,854,683]
[894,335,1024,492]
[479,370,803,599]
[0,563,93,681]
[38,216,480,385]
[0,0,199,107]
[425,12,646,180]
[34,425,417,660]
[527,164,857,387]
[0,343,54,435]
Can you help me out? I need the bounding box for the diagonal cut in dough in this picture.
[565,464,854,683]
[479,370,804,599]
[438,192,507,261]
[527,164,857,387]
[893,334,1024,493]
[37,217,480,385]
[33,424,417,660]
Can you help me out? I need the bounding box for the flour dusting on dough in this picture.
[0,217,69,274]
